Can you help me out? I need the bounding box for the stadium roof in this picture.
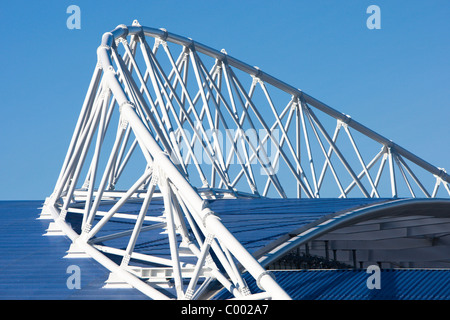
[0,201,147,299]
[213,269,450,300]
[1,199,449,300]
[29,21,450,300]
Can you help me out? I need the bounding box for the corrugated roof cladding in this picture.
[0,198,387,299]
[209,198,387,254]
[213,269,450,300]
[58,198,387,265]
[2,198,447,300]
[0,201,147,299]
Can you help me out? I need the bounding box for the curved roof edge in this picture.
[257,198,450,267]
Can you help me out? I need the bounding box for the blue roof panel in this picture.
[209,198,387,254]
[0,199,387,299]
[213,269,450,300]
[3,198,439,300]
[0,201,148,299]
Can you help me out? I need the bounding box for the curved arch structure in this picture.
[257,198,450,268]
[40,21,449,300]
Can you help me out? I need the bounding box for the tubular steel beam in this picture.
[42,21,449,301]
[127,24,450,186]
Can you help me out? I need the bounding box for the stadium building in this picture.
[1,22,449,300]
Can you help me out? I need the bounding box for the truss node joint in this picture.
[256,270,276,291]
[338,114,352,127]
[201,209,220,228]
[251,66,263,84]
[158,28,169,41]
[119,100,135,113]
[184,289,195,300]
[218,48,229,64]
[114,24,129,37]
[115,36,128,47]
[187,38,196,51]
[436,168,447,180]
[239,280,252,296]
[386,140,395,149]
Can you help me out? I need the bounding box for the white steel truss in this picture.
[41,21,450,300]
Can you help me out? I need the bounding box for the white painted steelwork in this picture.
[41,21,449,300]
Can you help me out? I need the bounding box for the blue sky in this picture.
[0,0,449,200]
